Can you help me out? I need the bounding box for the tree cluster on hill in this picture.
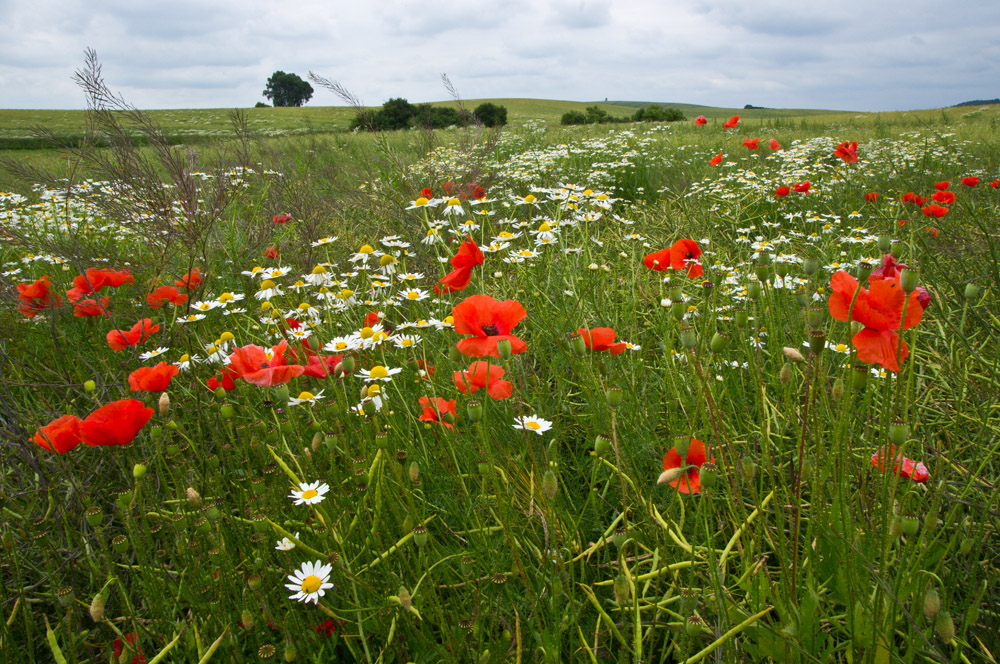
[263,71,314,107]
[351,99,507,131]
[561,104,685,126]
[952,98,1000,107]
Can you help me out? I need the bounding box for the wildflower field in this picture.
[2,82,1000,663]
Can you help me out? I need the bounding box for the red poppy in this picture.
[933,181,950,190]
[364,311,383,328]
[722,115,739,129]
[72,296,110,317]
[107,319,159,351]
[33,414,84,454]
[708,152,722,166]
[775,186,790,198]
[17,276,62,318]
[263,245,280,259]
[128,361,179,392]
[870,445,929,483]
[227,339,305,386]
[71,268,134,296]
[302,352,343,378]
[925,226,938,237]
[864,192,880,202]
[207,365,241,392]
[175,268,202,291]
[452,294,528,358]
[420,187,433,198]
[472,185,486,199]
[930,191,955,204]
[643,239,703,278]
[769,139,781,150]
[435,235,484,294]
[922,204,948,218]
[577,327,627,355]
[273,214,292,224]
[80,399,154,447]
[313,619,338,637]
[961,176,979,187]
[827,271,923,372]
[902,192,927,206]
[146,285,187,309]
[418,396,457,429]
[990,180,999,189]
[661,438,714,494]
[833,140,858,163]
[743,138,760,150]
[442,181,455,195]
[415,359,435,381]
[869,254,930,309]
[453,361,512,400]
[113,631,147,664]
[792,181,811,193]
[694,115,707,126]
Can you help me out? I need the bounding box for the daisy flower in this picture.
[391,334,420,349]
[176,313,206,323]
[289,481,330,505]
[512,414,553,436]
[399,288,429,302]
[311,236,338,247]
[275,532,299,551]
[355,365,402,382]
[139,347,170,361]
[289,390,325,406]
[285,560,334,604]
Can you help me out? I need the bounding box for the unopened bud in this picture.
[186,487,202,508]
[613,574,629,606]
[89,588,108,622]
[408,462,419,483]
[782,346,805,363]
[247,574,262,591]
[658,468,685,485]
[284,642,297,662]
[158,392,170,417]
[397,586,412,612]
[133,463,147,479]
[779,362,793,385]
[240,609,254,629]
[878,236,892,252]
[741,458,757,482]
[964,282,980,300]
[890,515,904,538]
[496,339,513,359]
[832,378,845,401]
[923,588,941,621]
[542,469,558,500]
[934,610,954,644]
[84,379,96,393]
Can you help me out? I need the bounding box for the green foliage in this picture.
[254,101,269,108]
[473,102,508,127]
[560,110,588,125]
[263,71,314,108]
[632,104,686,122]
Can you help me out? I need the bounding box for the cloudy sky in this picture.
[1,0,998,112]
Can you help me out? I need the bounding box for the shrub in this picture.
[473,103,508,127]
[561,111,589,126]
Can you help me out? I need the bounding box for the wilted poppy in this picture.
[743,138,760,150]
[107,319,159,351]
[128,361,179,392]
[864,192,880,202]
[961,176,979,187]
[722,115,739,129]
[418,396,457,429]
[708,152,722,166]
[775,186,790,198]
[661,438,714,494]
[33,414,84,454]
[577,327,627,355]
[452,295,527,358]
[453,361,512,400]
[833,141,858,163]
[694,115,707,126]
[643,239,703,278]
[870,445,929,482]
[769,139,781,150]
[80,399,154,447]
[227,339,305,386]
[436,235,484,294]
[792,181,811,193]
[922,204,948,218]
[147,285,187,309]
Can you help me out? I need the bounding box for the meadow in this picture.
[1,89,999,663]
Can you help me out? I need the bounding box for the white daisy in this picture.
[285,560,334,604]
[275,532,299,551]
[399,288,429,302]
[355,365,402,382]
[512,414,553,436]
[289,390,325,406]
[139,346,170,361]
[288,481,330,506]
[176,313,206,323]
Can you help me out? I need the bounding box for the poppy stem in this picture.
[790,351,815,596]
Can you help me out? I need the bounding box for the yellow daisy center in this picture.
[312,265,327,274]
[526,421,541,430]
[380,255,395,266]
[260,279,276,290]
[415,196,428,206]
[179,354,190,362]
[359,244,374,254]
[334,342,348,350]
[219,292,234,302]
[368,384,381,396]
[300,489,318,499]
[406,291,420,299]
[297,391,314,401]
[219,331,234,342]
[300,575,322,593]
[447,197,461,206]
[538,222,551,232]
[369,365,389,379]
[524,194,536,203]
[359,326,374,339]
[400,339,413,347]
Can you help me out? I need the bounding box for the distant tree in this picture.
[254,101,269,108]
[263,71,314,107]
[561,110,588,125]
[411,104,464,129]
[377,98,417,130]
[473,103,508,127]
[633,105,686,122]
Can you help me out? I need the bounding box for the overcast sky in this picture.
[1,0,998,112]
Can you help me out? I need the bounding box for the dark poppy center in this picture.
[260,362,269,369]
[685,252,694,259]
[481,324,500,336]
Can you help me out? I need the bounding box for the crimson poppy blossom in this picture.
[207,365,241,392]
[452,295,527,358]
[833,141,858,163]
[263,245,280,259]
[792,181,811,193]
[925,226,938,237]
[71,268,134,296]
[302,352,343,378]
[933,181,950,190]
[743,138,760,150]
[128,362,180,392]
[435,235,484,294]
[273,214,292,224]
[313,620,338,637]
[708,152,722,166]
[107,319,159,352]
[661,438,714,494]
[990,180,999,189]
[694,115,707,126]
[722,115,739,129]
[931,191,955,204]
[775,186,790,198]
[869,254,931,309]
[147,285,187,309]
[864,192,880,202]
[227,339,305,386]
[643,239,703,278]
[828,271,923,372]
[420,187,432,198]
[472,185,486,199]
[870,445,929,482]
[961,176,979,187]
[769,139,781,150]
[922,204,949,218]
[72,296,110,317]
[17,276,62,318]
[33,414,84,454]
[453,361,512,400]
[80,399,154,447]
[418,396,457,429]
[902,192,927,206]
[175,268,202,291]
[113,631,146,664]
[577,327,627,355]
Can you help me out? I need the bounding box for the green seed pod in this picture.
[877,235,892,252]
[412,525,428,548]
[133,463,147,480]
[213,386,226,399]
[466,400,483,423]
[802,257,820,276]
[670,300,686,320]
[901,267,920,293]
[284,642,297,662]
[851,364,868,391]
[900,514,919,537]
[273,385,290,403]
[669,286,683,301]
[734,309,749,328]
[685,616,704,637]
[748,281,763,300]
[856,261,873,282]
[934,610,954,644]
[890,240,904,259]
[699,462,719,490]
[808,329,826,355]
[679,326,697,350]
[710,331,730,353]
[923,588,941,621]
[754,264,771,283]
[613,574,629,606]
[112,535,129,554]
[888,422,909,446]
[570,334,587,356]
[605,386,624,409]
[340,355,356,373]
[672,435,691,459]
[775,262,790,278]
[56,586,74,608]
[807,306,826,328]
[594,434,611,458]
[612,527,627,549]
[964,282,980,300]
[794,288,810,308]
[85,506,103,527]
[496,339,513,359]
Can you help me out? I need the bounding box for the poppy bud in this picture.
[247,573,262,591]
[856,262,873,282]
[890,241,904,259]
[964,283,980,300]
[741,458,757,483]
[808,329,826,355]
[924,511,939,533]
[85,506,103,527]
[166,419,178,430]
[605,386,624,409]
[901,267,920,294]
[878,235,892,252]
[542,469,558,500]
[783,346,805,363]
[802,257,820,276]
[89,587,108,622]
[213,387,226,399]
[284,642,297,662]
[496,339,513,359]
[477,455,490,475]
[679,326,697,350]
[570,334,587,356]
[362,400,376,416]
[340,355,356,373]
[959,537,973,555]
[806,306,825,328]
[672,435,691,459]
[710,332,730,353]
[699,462,719,490]
[890,515,904,538]
[748,282,762,300]
[658,467,684,485]
[84,380,96,393]
[780,362,793,385]
[934,610,954,644]
[273,385,290,402]
[851,364,868,391]
[240,609,254,629]
[832,378,845,401]
[186,487,202,508]
[398,586,412,612]
[412,524,428,548]
[448,346,463,363]
[594,434,611,457]
[133,463,147,479]
[408,462,420,483]
[734,309,748,328]
[613,574,629,606]
[158,392,170,418]
[888,421,909,446]
[922,588,941,621]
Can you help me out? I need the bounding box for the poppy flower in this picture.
[827,271,923,372]
[453,361,512,400]
[472,185,486,199]
[435,235,484,294]
[273,214,292,225]
[72,297,110,317]
[263,245,280,259]
[302,352,343,378]
[902,192,927,206]
[418,396,457,429]
[70,268,133,297]
[227,339,305,386]
[708,152,722,166]
[643,239,703,278]
[113,631,146,664]
[833,140,858,163]
[864,192,880,202]
[577,327,627,355]
[869,255,931,309]
[925,226,938,237]
[990,180,999,189]
[364,311,383,328]
[207,365,241,392]
[661,438,714,494]
[452,294,528,358]
[128,361,179,392]
[792,181,811,193]
[922,204,948,218]
[694,115,707,126]
[722,115,739,129]
[33,414,84,454]
[80,399,154,447]
[775,186,790,198]
[933,181,950,190]
[420,187,432,198]
[870,445,929,483]
[175,268,202,291]
[107,319,159,351]
[743,138,760,150]
[17,276,62,318]
[313,620,338,637]
[769,139,781,150]
[147,285,187,309]
[930,191,955,204]
[961,176,979,187]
